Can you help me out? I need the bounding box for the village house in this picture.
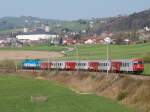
[63,38,76,45]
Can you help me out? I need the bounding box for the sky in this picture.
[0,0,150,20]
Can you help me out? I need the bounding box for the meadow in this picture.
[0,75,133,112]
[63,43,150,60]
[0,43,149,60]
[0,45,67,51]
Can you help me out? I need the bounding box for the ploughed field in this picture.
[0,51,63,60]
[0,75,133,112]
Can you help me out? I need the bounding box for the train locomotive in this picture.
[22,58,144,74]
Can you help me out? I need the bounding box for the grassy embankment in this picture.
[0,75,133,112]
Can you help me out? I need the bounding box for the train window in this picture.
[127,63,129,67]
[121,63,123,67]
[134,62,138,65]
[123,63,125,67]
[122,63,124,67]
[138,61,143,64]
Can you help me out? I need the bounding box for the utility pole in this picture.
[75,45,79,74]
[105,37,111,76]
[106,42,109,76]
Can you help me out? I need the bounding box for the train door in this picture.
[111,62,121,73]
[40,62,52,70]
[65,62,76,70]
[89,62,100,71]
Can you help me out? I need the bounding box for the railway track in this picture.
[0,68,149,80]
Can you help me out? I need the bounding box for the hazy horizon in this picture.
[0,0,150,20]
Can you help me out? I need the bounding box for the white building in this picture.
[16,31,59,41]
[104,37,112,44]
[84,39,95,44]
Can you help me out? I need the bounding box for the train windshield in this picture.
[134,61,143,65]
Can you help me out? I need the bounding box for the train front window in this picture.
[138,61,143,64]
[134,61,143,65]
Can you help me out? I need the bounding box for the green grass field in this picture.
[0,75,133,112]
[0,45,67,51]
[64,43,150,60]
[143,63,150,75]
[0,43,149,59]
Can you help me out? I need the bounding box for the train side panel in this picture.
[40,61,52,70]
[65,61,77,70]
[22,59,41,69]
[51,61,65,70]
[77,61,89,70]
[88,62,100,71]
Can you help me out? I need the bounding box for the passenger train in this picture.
[22,58,144,74]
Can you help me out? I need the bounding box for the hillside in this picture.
[0,16,88,33]
[0,9,150,34]
[95,9,150,33]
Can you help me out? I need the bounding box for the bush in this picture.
[0,60,16,69]
[143,52,150,63]
[117,91,128,101]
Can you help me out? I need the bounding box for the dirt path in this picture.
[0,51,63,60]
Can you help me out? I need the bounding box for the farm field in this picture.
[63,43,150,60]
[0,45,66,51]
[143,63,150,75]
[0,75,134,112]
[0,51,63,60]
[0,43,149,60]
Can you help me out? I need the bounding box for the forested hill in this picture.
[95,9,150,33]
[0,9,150,33]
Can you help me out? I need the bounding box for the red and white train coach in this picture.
[39,58,144,74]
